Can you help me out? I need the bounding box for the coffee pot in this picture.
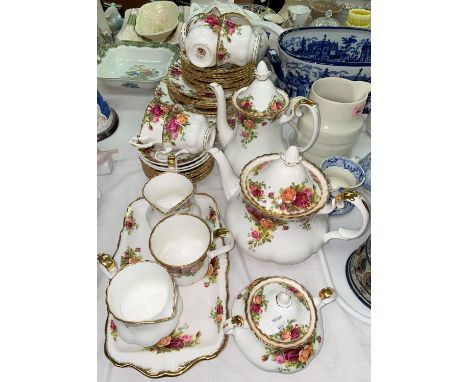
[210,60,320,176]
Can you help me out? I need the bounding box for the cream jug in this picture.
[296,77,371,166]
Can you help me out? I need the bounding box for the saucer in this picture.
[104,193,230,377]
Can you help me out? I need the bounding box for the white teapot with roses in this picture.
[208,145,369,264]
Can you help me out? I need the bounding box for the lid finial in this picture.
[254,61,271,81]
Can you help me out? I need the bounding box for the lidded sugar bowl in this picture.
[224,276,336,373]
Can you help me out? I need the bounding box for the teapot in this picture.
[223,276,335,373]
[210,60,320,176]
[97,255,182,347]
[208,145,369,264]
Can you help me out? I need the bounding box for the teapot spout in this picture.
[209,83,233,148]
[209,147,240,201]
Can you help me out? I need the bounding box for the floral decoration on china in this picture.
[250,287,268,323]
[204,256,220,288]
[163,107,190,144]
[145,323,201,353]
[124,208,138,235]
[210,297,224,332]
[110,320,118,341]
[270,319,309,342]
[120,246,142,267]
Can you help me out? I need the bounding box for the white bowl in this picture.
[135,1,179,42]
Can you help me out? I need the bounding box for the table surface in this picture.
[97,81,371,382]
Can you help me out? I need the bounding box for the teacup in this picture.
[143,172,201,228]
[321,156,366,215]
[97,255,183,347]
[149,214,235,287]
[288,5,311,27]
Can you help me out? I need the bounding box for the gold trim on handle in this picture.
[97,253,115,272]
[319,287,335,300]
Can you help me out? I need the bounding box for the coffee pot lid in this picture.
[233,61,288,116]
[245,276,317,349]
[240,146,330,219]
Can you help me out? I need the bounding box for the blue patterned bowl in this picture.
[359,153,371,192]
[321,156,366,215]
[268,27,371,109]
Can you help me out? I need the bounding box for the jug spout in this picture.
[209,83,233,148]
[353,81,371,102]
[209,147,240,201]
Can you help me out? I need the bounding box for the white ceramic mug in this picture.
[97,256,183,347]
[149,214,235,287]
[143,172,201,228]
[288,5,311,27]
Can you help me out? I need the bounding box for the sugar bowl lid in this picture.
[245,276,317,349]
[240,146,330,219]
[232,61,289,116]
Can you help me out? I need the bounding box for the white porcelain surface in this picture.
[97,44,177,89]
[105,194,231,376]
[288,5,311,27]
[211,60,320,176]
[150,213,234,286]
[135,1,179,41]
[104,260,182,347]
[209,145,369,265]
[298,77,371,166]
[224,278,335,373]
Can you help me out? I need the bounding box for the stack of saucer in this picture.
[139,149,214,183]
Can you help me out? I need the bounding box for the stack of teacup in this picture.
[98,172,235,347]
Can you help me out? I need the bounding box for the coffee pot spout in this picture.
[209,83,233,148]
[209,147,240,201]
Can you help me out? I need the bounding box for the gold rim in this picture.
[105,260,178,325]
[244,276,318,349]
[142,174,195,216]
[149,213,213,270]
[232,87,290,119]
[103,194,231,378]
[239,153,331,220]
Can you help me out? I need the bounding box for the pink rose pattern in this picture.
[120,246,142,267]
[124,209,138,235]
[162,106,190,145]
[269,181,321,214]
[145,323,201,353]
[210,297,224,332]
[236,95,284,147]
[110,320,118,341]
[202,13,240,43]
[250,288,268,324]
[270,319,309,343]
[261,330,321,372]
[204,256,220,288]
[244,201,288,251]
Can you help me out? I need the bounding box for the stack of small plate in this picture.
[138,148,214,183]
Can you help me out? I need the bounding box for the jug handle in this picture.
[280,97,320,153]
[323,191,370,243]
[208,228,235,259]
[97,253,118,278]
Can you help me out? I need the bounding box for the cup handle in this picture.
[129,135,158,149]
[280,97,320,153]
[223,315,247,335]
[323,191,370,243]
[180,22,187,47]
[208,228,235,259]
[97,253,118,278]
[313,287,336,310]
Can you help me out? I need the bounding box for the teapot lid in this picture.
[245,276,316,349]
[240,146,330,219]
[232,61,288,116]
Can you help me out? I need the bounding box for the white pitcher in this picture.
[296,77,371,166]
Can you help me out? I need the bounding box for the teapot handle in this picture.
[323,191,370,243]
[97,253,118,278]
[280,97,320,153]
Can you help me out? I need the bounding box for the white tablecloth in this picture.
[97,82,370,382]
